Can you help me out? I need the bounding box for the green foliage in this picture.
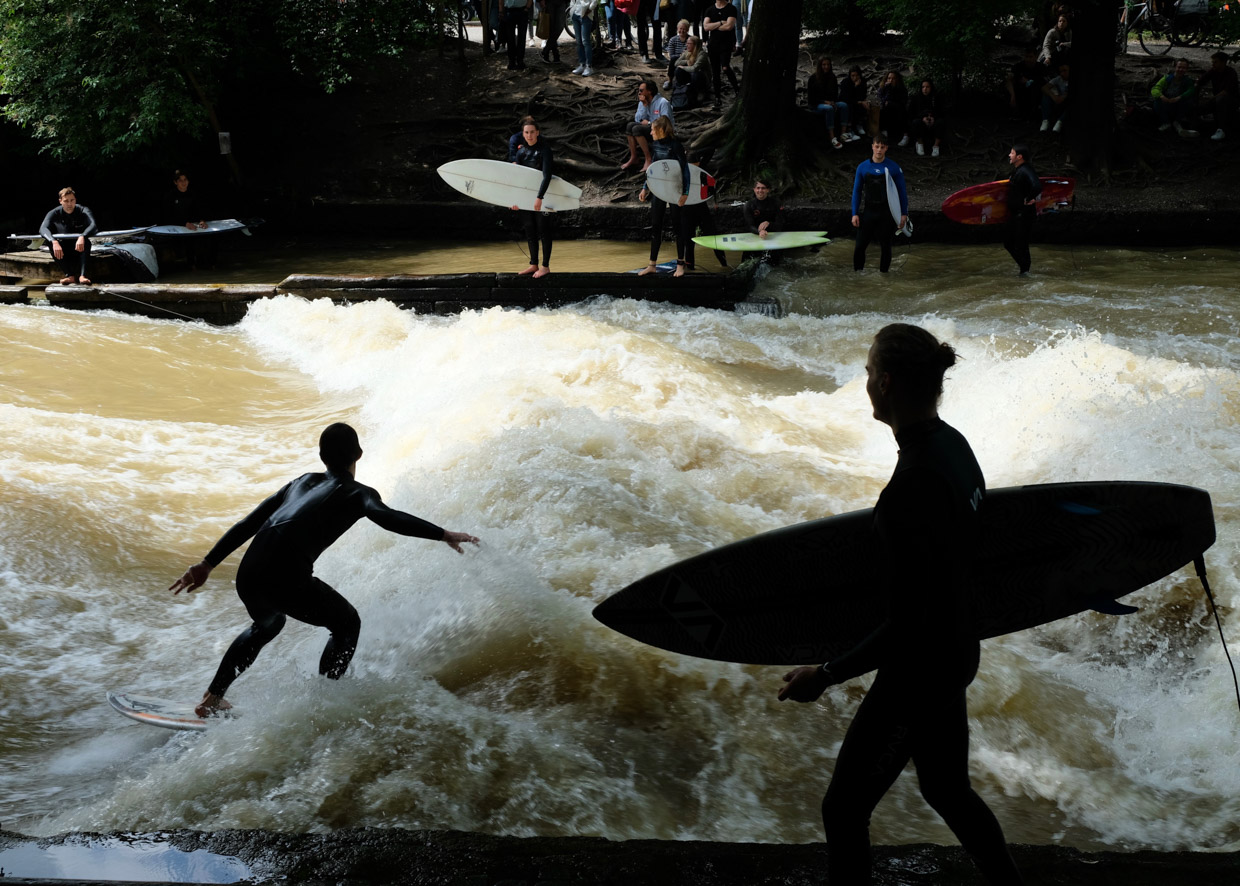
[0,0,229,161]
[857,0,1030,88]
[802,0,882,42]
[0,0,450,163]
[273,0,447,95]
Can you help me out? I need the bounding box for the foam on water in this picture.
[2,258,1238,850]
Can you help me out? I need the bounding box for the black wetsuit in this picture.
[1004,163,1041,274]
[821,419,1023,886]
[39,204,98,278]
[202,469,444,698]
[513,137,555,267]
[647,136,690,263]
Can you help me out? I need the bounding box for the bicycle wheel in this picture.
[1138,15,1174,55]
[1171,15,1205,47]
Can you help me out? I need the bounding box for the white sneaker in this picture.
[931,145,940,157]
[898,134,910,147]
[1052,119,1063,133]
[572,64,585,74]
[1179,126,1199,138]
[1159,122,1173,132]
[582,66,593,77]
[1040,119,1050,132]
[662,80,671,90]
[1212,128,1226,140]
[915,142,924,156]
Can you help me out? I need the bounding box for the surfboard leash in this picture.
[1194,555,1240,717]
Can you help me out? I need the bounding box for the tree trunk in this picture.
[699,0,807,190]
[1064,1,1118,178]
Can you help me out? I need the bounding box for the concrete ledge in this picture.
[4,269,770,323]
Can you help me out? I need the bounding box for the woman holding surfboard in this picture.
[637,116,690,277]
[510,119,556,278]
[779,324,1025,886]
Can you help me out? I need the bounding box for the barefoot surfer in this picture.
[170,422,480,717]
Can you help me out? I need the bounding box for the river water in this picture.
[1,239,1238,854]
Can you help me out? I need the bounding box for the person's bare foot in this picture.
[59,276,76,285]
[532,266,550,279]
[620,157,636,170]
[77,277,91,286]
[637,262,658,276]
[518,264,538,276]
[673,261,686,278]
[195,692,233,718]
[640,160,652,172]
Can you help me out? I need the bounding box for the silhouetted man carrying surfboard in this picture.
[170,423,480,718]
[779,324,1025,885]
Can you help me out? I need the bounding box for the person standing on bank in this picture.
[1004,143,1042,276]
[779,323,1026,886]
[637,116,691,277]
[850,135,908,273]
[39,187,98,286]
[510,118,556,278]
[702,0,739,110]
[170,423,480,719]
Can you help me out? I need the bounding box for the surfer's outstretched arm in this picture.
[170,560,213,595]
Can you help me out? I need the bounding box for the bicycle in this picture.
[1117,0,1207,55]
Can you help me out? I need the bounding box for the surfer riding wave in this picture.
[170,423,480,718]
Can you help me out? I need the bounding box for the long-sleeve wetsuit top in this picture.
[164,188,206,226]
[650,136,690,196]
[744,195,786,234]
[39,205,99,240]
[1007,163,1042,219]
[826,418,985,683]
[851,158,907,217]
[202,469,445,573]
[513,137,554,200]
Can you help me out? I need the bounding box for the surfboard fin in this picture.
[1085,596,1139,616]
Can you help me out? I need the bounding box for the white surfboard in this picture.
[146,219,257,237]
[645,161,716,206]
[438,159,582,212]
[692,231,829,252]
[8,227,152,243]
[885,169,912,237]
[107,690,234,732]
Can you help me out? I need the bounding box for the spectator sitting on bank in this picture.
[879,71,910,147]
[907,78,943,157]
[1198,51,1238,141]
[1041,62,1069,133]
[622,79,675,171]
[1153,58,1198,137]
[671,34,710,108]
[663,18,691,87]
[1006,46,1046,121]
[840,65,870,138]
[808,56,854,149]
[1039,13,1072,67]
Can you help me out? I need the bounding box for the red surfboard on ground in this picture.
[941,177,1076,225]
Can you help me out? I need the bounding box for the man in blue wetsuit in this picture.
[780,324,1025,886]
[850,135,908,273]
[170,423,480,718]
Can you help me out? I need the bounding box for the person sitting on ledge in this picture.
[39,186,97,286]
[622,79,675,172]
